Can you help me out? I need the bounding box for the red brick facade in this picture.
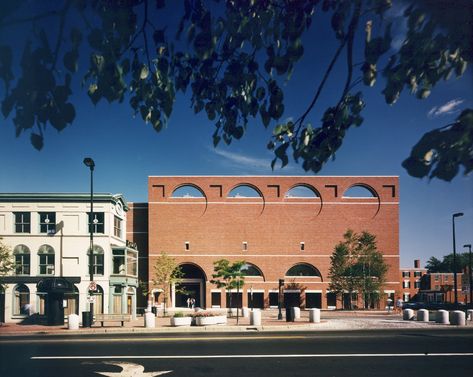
[137,176,399,310]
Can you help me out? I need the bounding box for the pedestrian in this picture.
[396,297,403,313]
[186,297,191,309]
[191,298,195,309]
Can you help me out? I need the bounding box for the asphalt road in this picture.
[1,329,472,377]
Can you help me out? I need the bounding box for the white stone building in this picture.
[0,193,138,323]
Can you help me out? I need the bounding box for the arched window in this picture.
[13,245,30,275]
[13,284,30,316]
[171,185,205,198]
[227,185,262,198]
[38,244,55,275]
[93,285,104,315]
[64,285,79,316]
[88,245,104,275]
[285,185,319,198]
[343,185,377,198]
[241,263,264,277]
[286,263,322,277]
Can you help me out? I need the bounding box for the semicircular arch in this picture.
[285,263,323,280]
[178,262,208,281]
[342,183,378,198]
[171,184,207,198]
[241,262,265,281]
[285,184,320,198]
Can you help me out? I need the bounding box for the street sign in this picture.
[89,281,97,292]
[87,295,96,303]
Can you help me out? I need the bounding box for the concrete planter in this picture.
[144,312,156,328]
[435,310,449,324]
[417,309,429,322]
[68,314,79,330]
[292,307,301,319]
[309,308,320,323]
[450,310,466,326]
[170,316,192,327]
[403,309,414,320]
[214,315,227,325]
[250,309,261,326]
[195,316,217,326]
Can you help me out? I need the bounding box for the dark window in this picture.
[13,284,30,316]
[402,271,410,278]
[185,242,190,251]
[39,212,56,234]
[414,271,422,277]
[326,292,337,307]
[286,263,321,277]
[14,212,30,233]
[89,245,104,275]
[88,212,104,234]
[38,245,55,275]
[112,249,126,275]
[241,263,263,277]
[300,242,305,251]
[14,245,30,275]
[211,292,221,307]
[414,281,421,289]
[269,292,279,307]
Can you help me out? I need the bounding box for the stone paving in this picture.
[1,309,472,336]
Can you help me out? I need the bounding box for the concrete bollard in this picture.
[292,307,301,319]
[435,310,449,324]
[309,308,320,323]
[250,309,261,326]
[450,310,466,326]
[68,314,80,330]
[242,307,250,318]
[417,309,429,322]
[144,311,156,328]
[467,309,473,321]
[403,309,414,320]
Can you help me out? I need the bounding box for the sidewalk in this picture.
[1,310,472,337]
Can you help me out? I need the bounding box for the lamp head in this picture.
[453,212,464,218]
[83,157,95,170]
[464,244,472,249]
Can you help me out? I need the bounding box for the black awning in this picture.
[36,277,80,293]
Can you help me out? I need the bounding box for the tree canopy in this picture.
[0,239,14,290]
[0,0,471,180]
[425,252,470,273]
[328,229,388,309]
[210,259,246,311]
[151,252,184,315]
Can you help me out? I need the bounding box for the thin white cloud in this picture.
[428,99,464,118]
[212,148,272,170]
[211,148,298,173]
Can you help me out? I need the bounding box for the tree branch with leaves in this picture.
[210,259,246,314]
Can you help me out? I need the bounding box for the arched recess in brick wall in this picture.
[241,262,265,281]
[170,184,208,217]
[226,183,265,217]
[285,263,323,281]
[175,263,207,309]
[283,183,322,219]
[341,183,381,218]
[342,184,378,198]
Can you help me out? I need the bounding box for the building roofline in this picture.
[147,175,399,178]
[0,193,129,210]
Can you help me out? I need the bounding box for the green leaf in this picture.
[63,50,79,73]
[30,133,43,150]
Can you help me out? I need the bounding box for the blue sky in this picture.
[0,2,471,267]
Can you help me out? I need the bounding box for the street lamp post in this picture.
[452,212,463,308]
[278,279,284,320]
[83,157,95,327]
[464,244,472,306]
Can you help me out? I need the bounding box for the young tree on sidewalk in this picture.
[151,252,184,317]
[210,259,246,316]
[328,230,388,309]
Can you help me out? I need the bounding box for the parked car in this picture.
[402,301,426,310]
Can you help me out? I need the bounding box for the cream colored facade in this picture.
[0,193,138,323]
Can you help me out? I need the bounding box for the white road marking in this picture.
[31,353,473,360]
[95,361,172,377]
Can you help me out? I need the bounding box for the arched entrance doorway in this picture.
[174,264,206,308]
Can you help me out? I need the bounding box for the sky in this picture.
[0,2,471,268]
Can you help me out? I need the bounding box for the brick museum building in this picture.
[127,176,400,311]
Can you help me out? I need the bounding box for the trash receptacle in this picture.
[286,306,294,322]
[82,311,92,327]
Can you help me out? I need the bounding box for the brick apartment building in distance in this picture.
[128,176,400,310]
[399,259,427,302]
